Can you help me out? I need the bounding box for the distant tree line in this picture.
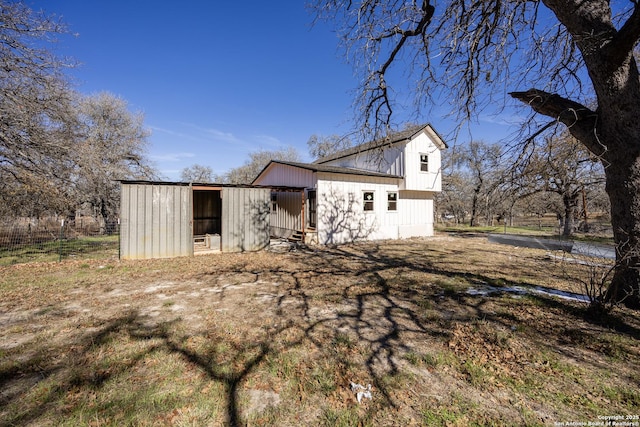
[437,133,608,237]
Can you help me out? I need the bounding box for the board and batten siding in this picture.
[398,190,435,238]
[402,132,442,192]
[221,187,271,252]
[321,142,405,177]
[316,173,401,244]
[120,183,193,259]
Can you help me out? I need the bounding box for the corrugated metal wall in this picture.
[120,183,193,259]
[270,191,303,238]
[221,187,271,252]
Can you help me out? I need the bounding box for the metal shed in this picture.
[119,181,271,259]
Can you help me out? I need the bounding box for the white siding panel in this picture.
[316,173,400,244]
[402,132,442,191]
[254,163,315,188]
[270,191,303,238]
[398,190,434,238]
[321,142,405,176]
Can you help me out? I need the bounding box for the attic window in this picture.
[420,154,429,172]
[363,191,374,211]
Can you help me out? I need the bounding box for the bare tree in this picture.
[436,170,471,225]
[180,164,214,182]
[0,1,77,217]
[458,141,503,227]
[74,92,156,233]
[223,147,301,185]
[315,0,640,308]
[307,134,352,160]
[522,132,605,237]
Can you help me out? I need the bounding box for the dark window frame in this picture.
[420,154,429,172]
[387,192,397,211]
[363,191,375,212]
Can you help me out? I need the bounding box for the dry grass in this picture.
[0,234,638,426]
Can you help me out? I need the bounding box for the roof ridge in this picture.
[314,123,432,164]
[252,159,402,184]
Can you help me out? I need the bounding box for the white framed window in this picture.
[387,192,397,211]
[420,154,429,172]
[271,193,277,213]
[363,191,374,211]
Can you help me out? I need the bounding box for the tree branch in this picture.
[362,0,434,130]
[509,89,605,157]
[376,1,435,76]
[605,2,640,65]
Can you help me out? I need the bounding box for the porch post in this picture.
[301,189,306,238]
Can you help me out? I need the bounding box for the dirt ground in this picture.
[1,234,639,426]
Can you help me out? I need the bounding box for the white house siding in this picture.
[402,132,442,192]
[321,142,406,176]
[316,173,401,245]
[253,163,315,188]
[398,190,435,238]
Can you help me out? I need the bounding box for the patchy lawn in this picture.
[0,235,638,426]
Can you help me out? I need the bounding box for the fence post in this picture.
[59,219,64,262]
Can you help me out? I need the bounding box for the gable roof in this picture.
[314,123,447,164]
[252,160,402,185]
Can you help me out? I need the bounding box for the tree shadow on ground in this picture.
[0,309,299,427]
[2,238,639,425]
[283,241,640,412]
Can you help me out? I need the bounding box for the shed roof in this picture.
[252,160,403,185]
[314,123,447,164]
[118,180,305,192]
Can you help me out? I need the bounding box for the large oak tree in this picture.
[523,132,605,237]
[316,0,640,308]
[74,92,155,233]
[1,3,156,229]
[0,1,76,217]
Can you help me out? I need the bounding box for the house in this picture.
[252,123,447,245]
[118,124,446,260]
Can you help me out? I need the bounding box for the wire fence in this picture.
[437,213,613,239]
[0,217,120,266]
[1,213,613,267]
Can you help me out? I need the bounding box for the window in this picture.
[271,193,277,213]
[363,191,374,211]
[420,154,429,172]
[387,192,397,211]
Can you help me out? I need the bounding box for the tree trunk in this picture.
[603,155,640,308]
[95,199,108,235]
[510,72,640,308]
[470,187,480,227]
[595,65,640,309]
[562,193,579,237]
[529,0,640,309]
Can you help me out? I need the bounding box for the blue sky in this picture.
[28,0,517,180]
